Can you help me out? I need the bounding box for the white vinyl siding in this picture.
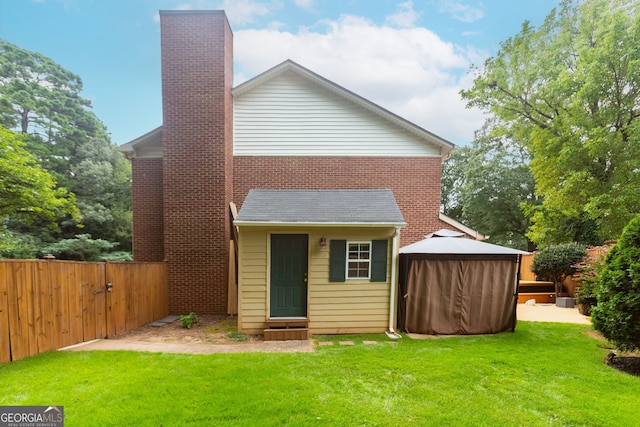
[233,70,442,157]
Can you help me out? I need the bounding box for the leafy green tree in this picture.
[1,125,80,258]
[64,137,132,251]
[461,0,640,246]
[0,125,79,224]
[591,214,640,352]
[441,145,471,222]
[530,242,588,296]
[461,123,538,250]
[441,121,540,250]
[0,229,40,259]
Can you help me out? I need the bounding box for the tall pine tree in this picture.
[0,39,131,257]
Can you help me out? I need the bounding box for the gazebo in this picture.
[398,230,529,335]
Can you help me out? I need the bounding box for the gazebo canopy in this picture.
[400,229,529,255]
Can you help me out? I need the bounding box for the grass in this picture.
[204,317,249,341]
[204,318,237,334]
[1,322,637,426]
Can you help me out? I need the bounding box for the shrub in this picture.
[573,245,613,315]
[592,215,640,352]
[530,242,588,295]
[41,234,119,261]
[226,332,249,341]
[0,229,39,259]
[100,251,133,262]
[180,312,200,329]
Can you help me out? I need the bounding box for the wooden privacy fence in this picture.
[519,254,536,281]
[0,260,168,363]
[518,246,612,298]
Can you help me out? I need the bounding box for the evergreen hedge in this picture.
[592,214,640,352]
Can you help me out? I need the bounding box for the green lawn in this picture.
[1,322,637,426]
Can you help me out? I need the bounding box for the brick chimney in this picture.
[160,10,233,314]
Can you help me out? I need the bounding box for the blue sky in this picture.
[0,0,559,145]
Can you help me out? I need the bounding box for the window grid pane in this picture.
[346,242,371,279]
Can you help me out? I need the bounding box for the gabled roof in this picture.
[118,126,162,158]
[119,60,455,159]
[232,60,455,158]
[400,229,528,255]
[235,189,406,227]
[439,213,489,240]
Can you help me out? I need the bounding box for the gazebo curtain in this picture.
[404,258,517,335]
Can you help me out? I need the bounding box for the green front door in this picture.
[270,234,308,318]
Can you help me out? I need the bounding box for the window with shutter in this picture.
[329,239,388,282]
[329,240,346,282]
[370,240,388,282]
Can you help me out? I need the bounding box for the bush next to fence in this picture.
[530,243,588,296]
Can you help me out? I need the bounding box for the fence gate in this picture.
[0,260,167,363]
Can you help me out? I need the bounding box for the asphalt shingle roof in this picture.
[235,189,406,225]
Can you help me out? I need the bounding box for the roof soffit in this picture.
[118,126,163,158]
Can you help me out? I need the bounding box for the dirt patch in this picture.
[63,315,313,354]
[111,315,262,345]
[585,329,607,341]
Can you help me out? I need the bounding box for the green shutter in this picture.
[329,240,346,282]
[370,240,388,282]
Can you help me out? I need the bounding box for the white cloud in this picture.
[152,2,199,23]
[293,0,315,11]
[234,13,485,144]
[219,0,275,26]
[152,0,276,25]
[438,0,485,23]
[267,20,286,30]
[385,1,420,28]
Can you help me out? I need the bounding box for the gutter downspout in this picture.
[386,227,402,339]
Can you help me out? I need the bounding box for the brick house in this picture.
[120,10,477,322]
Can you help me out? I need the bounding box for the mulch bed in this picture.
[605,352,640,377]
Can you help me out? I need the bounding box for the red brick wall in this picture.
[142,10,452,316]
[233,156,444,246]
[131,158,164,262]
[160,11,233,314]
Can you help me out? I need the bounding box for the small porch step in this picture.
[264,318,309,341]
[264,328,308,341]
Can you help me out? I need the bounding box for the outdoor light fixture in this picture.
[319,237,327,251]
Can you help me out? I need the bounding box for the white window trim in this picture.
[346,241,371,280]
